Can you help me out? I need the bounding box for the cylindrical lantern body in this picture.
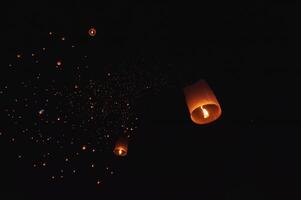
[113,137,128,156]
[184,79,222,124]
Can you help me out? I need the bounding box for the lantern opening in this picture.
[191,104,221,124]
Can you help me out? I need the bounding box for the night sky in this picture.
[0,1,299,199]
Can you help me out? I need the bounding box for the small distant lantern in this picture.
[113,136,128,157]
[56,60,62,66]
[184,79,222,125]
[88,28,96,37]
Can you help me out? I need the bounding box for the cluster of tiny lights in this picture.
[1,29,170,186]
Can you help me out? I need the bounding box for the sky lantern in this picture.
[88,28,96,37]
[113,136,128,157]
[56,60,62,66]
[184,79,222,125]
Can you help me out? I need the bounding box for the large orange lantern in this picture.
[113,136,128,157]
[184,79,222,125]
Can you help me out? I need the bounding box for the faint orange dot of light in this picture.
[88,28,96,36]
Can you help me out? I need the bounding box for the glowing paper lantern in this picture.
[88,28,96,37]
[113,137,128,157]
[184,79,222,125]
[56,60,62,66]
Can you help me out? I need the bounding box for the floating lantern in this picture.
[56,60,62,66]
[113,136,128,157]
[184,79,222,125]
[88,28,97,37]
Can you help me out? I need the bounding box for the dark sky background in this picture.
[0,1,300,199]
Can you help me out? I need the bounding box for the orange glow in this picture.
[88,28,97,37]
[113,137,128,157]
[184,80,222,125]
[56,61,62,66]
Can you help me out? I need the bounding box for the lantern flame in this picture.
[201,107,209,118]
